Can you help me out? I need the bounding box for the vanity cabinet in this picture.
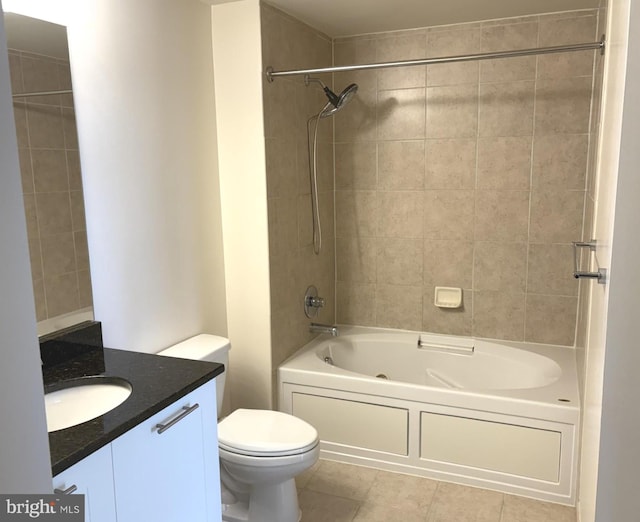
[52,445,117,522]
[112,379,219,521]
[52,379,221,522]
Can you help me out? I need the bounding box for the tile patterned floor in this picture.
[296,460,576,522]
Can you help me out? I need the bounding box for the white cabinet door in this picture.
[111,380,220,522]
[52,444,116,522]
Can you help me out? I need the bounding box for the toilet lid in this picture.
[218,409,318,456]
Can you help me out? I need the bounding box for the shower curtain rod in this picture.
[12,89,73,98]
[266,36,605,81]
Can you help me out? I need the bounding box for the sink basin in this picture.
[45,377,132,432]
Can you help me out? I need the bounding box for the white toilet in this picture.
[158,334,319,522]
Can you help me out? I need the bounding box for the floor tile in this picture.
[365,469,438,511]
[306,460,379,501]
[353,501,426,522]
[500,494,576,522]
[426,482,504,522]
[299,489,359,522]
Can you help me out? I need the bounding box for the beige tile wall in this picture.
[334,11,602,345]
[261,3,335,371]
[9,49,92,322]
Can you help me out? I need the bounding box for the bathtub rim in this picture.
[278,325,580,424]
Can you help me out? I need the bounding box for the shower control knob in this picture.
[303,285,324,318]
[305,295,325,309]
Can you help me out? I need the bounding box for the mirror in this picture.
[4,13,93,336]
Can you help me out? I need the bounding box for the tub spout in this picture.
[309,323,339,336]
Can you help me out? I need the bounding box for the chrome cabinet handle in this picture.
[572,240,607,284]
[156,403,199,434]
[54,485,78,495]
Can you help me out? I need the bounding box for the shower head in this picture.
[305,75,358,118]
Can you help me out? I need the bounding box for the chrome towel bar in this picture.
[572,240,607,284]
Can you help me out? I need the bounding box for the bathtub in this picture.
[278,326,580,505]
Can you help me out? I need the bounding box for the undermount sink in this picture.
[45,377,132,432]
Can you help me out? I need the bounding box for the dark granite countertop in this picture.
[41,324,224,476]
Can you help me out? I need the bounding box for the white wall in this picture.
[4,0,228,353]
[0,0,51,492]
[594,1,640,519]
[210,0,272,410]
[577,0,630,520]
[69,0,227,352]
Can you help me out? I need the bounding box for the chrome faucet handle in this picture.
[306,295,325,308]
[304,285,325,318]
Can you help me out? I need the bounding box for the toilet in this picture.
[158,334,319,522]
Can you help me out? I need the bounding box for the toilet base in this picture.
[221,501,302,522]
[221,478,302,522]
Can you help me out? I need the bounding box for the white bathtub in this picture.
[278,326,580,505]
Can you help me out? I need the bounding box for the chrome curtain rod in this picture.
[266,35,605,81]
[12,89,73,98]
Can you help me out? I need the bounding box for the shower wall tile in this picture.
[336,237,377,283]
[529,190,585,243]
[18,148,34,194]
[525,294,578,345]
[40,233,76,278]
[297,195,313,248]
[532,134,588,190]
[376,32,427,90]
[425,139,476,189]
[26,104,65,148]
[265,138,297,198]
[378,141,425,190]
[534,77,593,135]
[424,190,474,240]
[66,150,83,191]
[473,241,527,292]
[423,287,473,336]
[375,284,423,331]
[74,231,90,271]
[423,240,473,289]
[28,237,43,281]
[263,7,599,349]
[13,103,29,146]
[474,190,530,241]
[376,238,423,286]
[33,278,47,322]
[378,88,426,140]
[44,272,80,318]
[426,84,478,139]
[335,142,377,190]
[268,196,298,255]
[527,243,578,296]
[473,291,526,341]
[335,86,377,142]
[476,137,532,190]
[479,22,538,83]
[10,50,92,328]
[35,192,73,236]
[478,81,535,137]
[262,4,336,370]
[335,190,378,238]
[337,282,377,326]
[377,191,424,238]
[426,27,481,87]
[32,150,69,193]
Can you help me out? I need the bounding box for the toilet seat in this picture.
[218,409,318,457]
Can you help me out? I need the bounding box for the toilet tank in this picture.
[157,334,230,415]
